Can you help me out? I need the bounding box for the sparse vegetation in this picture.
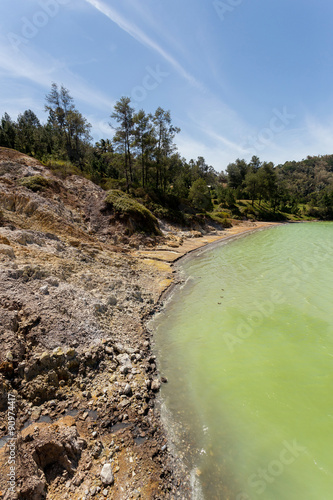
[19,175,54,192]
[1,84,333,229]
[105,190,161,235]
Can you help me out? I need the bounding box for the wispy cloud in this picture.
[84,0,205,91]
[0,43,114,111]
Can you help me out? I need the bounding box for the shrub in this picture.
[44,159,81,178]
[103,178,127,191]
[105,190,161,235]
[19,175,53,192]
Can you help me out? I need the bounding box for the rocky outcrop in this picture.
[0,148,191,499]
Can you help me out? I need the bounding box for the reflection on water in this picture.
[153,223,333,500]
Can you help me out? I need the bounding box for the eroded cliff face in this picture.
[0,148,190,499]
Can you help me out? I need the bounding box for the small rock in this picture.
[100,463,114,485]
[151,379,161,392]
[94,302,107,314]
[107,295,117,306]
[161,376,168,384]
[39,284,49,295]
[116,353,132,374]
[102,489,108,497]
[0,244,15,258]
[5,351,13,362]
[90,486,97,496]
[46,277,59,287]
[39,351,51,367]
[123,384,132,396]
[92,441,103,458]
[66,348,77,359]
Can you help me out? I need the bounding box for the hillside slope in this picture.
[0,148,191,499]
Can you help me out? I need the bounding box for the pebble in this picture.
[107,295,117,306]
[123,384,132,396]
[151,379,161,392]
[39,284,49,295]
[100,463,114,485]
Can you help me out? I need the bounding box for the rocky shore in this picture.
[0,148,276,500]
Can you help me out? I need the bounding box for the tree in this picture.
[0,113,16,149]
[189,178,212,211]
[110,97,135,191]
[15,110,41,155]
[133,110,155,188]
[45,83,91,164]
[257,162,278,208]
[245,171,258,206]
[226,158,248,190]
[152,107,180,191]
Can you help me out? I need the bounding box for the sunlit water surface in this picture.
[152,223,333,500]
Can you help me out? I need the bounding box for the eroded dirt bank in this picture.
[0,148,277,500]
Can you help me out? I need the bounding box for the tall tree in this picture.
[45,83,91,164]
[0,113,16,149]
[133,110,155,187]
[16,109,41,155]
[110,97,135,191]
[152,107,180,191]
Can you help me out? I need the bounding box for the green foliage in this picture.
[3,84,333,225]
[19,175,54,192]
[44,159,82,178]
[105,190,160,234]
[189,178,212,211]
[103,178,128,191]
[209,212,233,227]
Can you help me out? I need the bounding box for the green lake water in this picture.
[152,222,333,500]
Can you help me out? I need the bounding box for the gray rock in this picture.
[0,244,15,258]
[116,353,132,374]
[107,295,117,306]
[92,440,103,458]
[151,379,161,392]
[39,284,49,295]
[123,384,132,396]
[100,463,114,485]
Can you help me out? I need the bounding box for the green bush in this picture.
[44,159,81,178]
[105,190,160,235]
[214,211,231,219]
[103,178,127,191]
[19,175,53,192]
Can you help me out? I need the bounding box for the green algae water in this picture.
[152,222,333,500]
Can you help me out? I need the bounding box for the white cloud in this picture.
[0,43,115,111]
[84,0,205,91]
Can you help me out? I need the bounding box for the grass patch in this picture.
[19,175,54,192]
[44,159,82,179]
[208,212,233,228]
[105,190,161,235]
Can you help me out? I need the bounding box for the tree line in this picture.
[1,83,333,220]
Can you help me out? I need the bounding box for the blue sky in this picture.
[1,0,333,171]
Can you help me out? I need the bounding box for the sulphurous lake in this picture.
[153,222,333,500]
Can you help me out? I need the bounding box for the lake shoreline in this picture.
[145,221,282,498]
[156,221,282,305]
